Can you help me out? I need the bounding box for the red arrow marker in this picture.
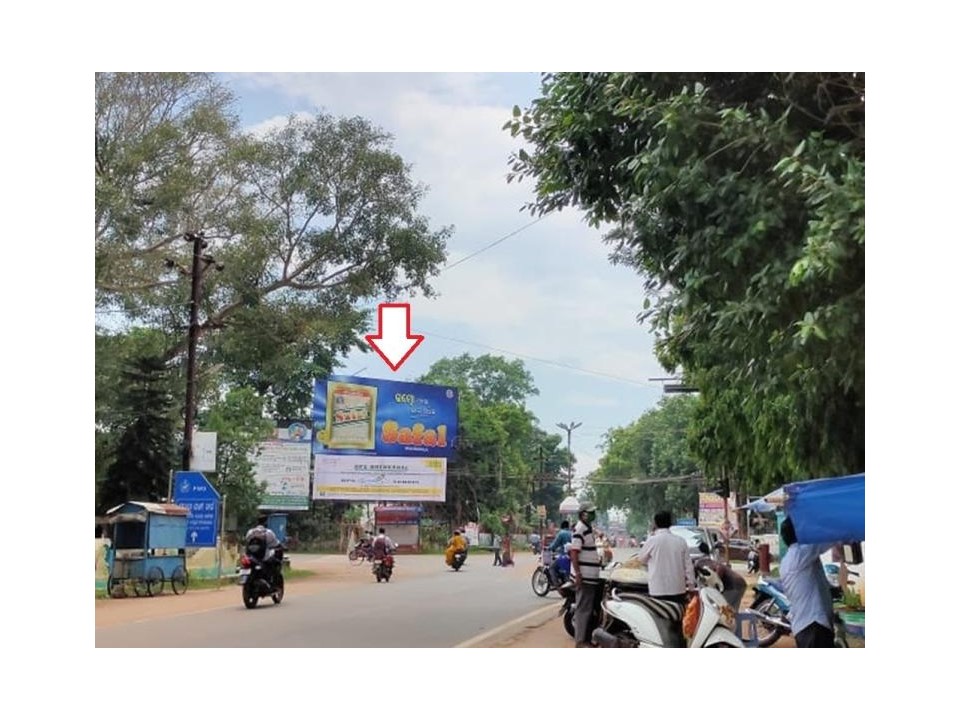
[365,303,425,371]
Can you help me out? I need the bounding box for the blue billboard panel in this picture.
[312,375,458,458]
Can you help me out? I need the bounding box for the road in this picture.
[95,549,560,647]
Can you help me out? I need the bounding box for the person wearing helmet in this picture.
[569,501,602,647]
[245,514,282,584]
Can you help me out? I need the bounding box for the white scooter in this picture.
[591,567,744,648]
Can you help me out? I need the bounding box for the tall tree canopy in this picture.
[419,354,567,528]
[506,73,864,493]
[95,73,452,509]
[589,396,700,532]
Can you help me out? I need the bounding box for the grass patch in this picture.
[96,567,316,600]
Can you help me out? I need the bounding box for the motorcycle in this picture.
[451,548,467,571]
[372,553,394,582]
[746,545,760,574]
[348,538,375,565]
[749,573,852,647]
[531,549,570,597]
[559,563,647,640]
[592,580,743,648]
[238,537,285,609]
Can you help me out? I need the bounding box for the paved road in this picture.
[96,549,560,647]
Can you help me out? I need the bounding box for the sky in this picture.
[5,1,939,705]
[222,72,672,481]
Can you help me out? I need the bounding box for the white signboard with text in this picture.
[313,455,447,502]
[251,440,311,510]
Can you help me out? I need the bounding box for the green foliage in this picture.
[99,350,178,511]
[200,387,274,530]
[95,74,453,504]
[506,73,864,492]
[420,353,538,405]
[589,396,700,529]
[418,354,567,529]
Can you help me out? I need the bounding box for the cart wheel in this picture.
[171,566,188,595]
[146,567,164,596]
[107,575,124,599]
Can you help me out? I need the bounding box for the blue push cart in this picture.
[105,502,190,598]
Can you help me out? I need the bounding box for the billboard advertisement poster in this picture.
[252,441,312,510]
[313,455,447,502]
[312,375,458,459]
[251,420,313,511]
[698,492,726,528]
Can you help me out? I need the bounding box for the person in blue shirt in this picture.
[779,516,836,648]
[547,521,573,584]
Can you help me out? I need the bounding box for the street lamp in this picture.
[557,421,582,514]
[181,231,223,471]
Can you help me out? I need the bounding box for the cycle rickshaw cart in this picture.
[105,501,190,598]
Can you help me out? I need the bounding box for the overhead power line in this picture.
[442,216,545,272]
[422,329,657,388]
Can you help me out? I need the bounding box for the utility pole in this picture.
[180,231,223,471]
[556,421,582,494]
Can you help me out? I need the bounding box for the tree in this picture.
[419,354,557,529]
[199,387,275,531]
[589,396,700,530]
[99,351,178,511]
[419,353,538,406]
[96,74,453,491]
[506,73,864,492]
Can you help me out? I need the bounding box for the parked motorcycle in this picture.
[559,563,647,640]
[372,554,394,582]
[746,545,760,574]
[748,574,851,647]
[238,537,285,609]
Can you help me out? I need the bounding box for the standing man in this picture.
[779,516,836,648]
[569,501,603,648]
[634,511,696,605]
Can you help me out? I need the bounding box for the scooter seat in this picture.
[632,594,684,624]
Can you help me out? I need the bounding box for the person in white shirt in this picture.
[634,511,696,604]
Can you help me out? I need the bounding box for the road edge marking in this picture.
[455,601,561,648]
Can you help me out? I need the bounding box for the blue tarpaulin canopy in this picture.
[783,473,864,544]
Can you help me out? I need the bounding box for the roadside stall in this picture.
[742,473,865,645]
[373,505,423,552]
[105,501,190,598]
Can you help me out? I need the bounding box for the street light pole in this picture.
[182,231,204,472]
[556,421,582,494]
[181,231,223,471]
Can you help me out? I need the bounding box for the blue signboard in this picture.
[172,471,220,547]
[312,375,458,458]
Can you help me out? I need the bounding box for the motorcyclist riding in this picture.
[548,520,573,585]
[445,529,468,566]
[245,514,282,584]
[373,527,397,559]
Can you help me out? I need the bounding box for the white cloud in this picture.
[226,73,672,481]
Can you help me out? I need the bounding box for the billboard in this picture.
[312,376,458,458]
[251,420,312,510]
[313,456,447,502]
